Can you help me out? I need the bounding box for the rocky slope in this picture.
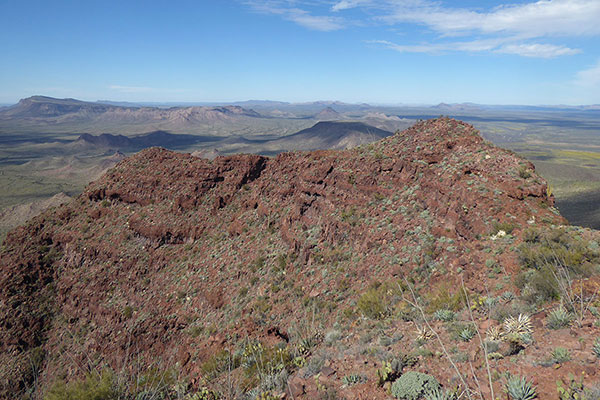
[1,118,599,399]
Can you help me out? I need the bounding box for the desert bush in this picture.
[391,371,440,400]
[504,375,537,400]
[44,370,122,400]
[425,284,467,312]
[492,221,516,235]
[515,228,599,310]
[357,281,401,319]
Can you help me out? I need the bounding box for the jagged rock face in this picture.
[0,118,563,397]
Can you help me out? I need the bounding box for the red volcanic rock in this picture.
[0,118,582,398]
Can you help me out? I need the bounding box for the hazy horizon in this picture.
[1,1,599,105]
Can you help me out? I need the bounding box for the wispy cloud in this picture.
[331,0,370,12]
[495,43,580,58]
[368,38,579,58]
[379,0,600,38]
[246,1,345,31]
[575,59,600,87]
[247,0,598,57]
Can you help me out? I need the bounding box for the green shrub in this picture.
[391,371,440,400]
[44,370,122,400]
[357,282,400,319]
[505,375,537,400]
[518,166,532,179]
[550,347,571,364]
[546,306,573,329]
[425,284,467,313]
[492,221,516,235]
[187,387,219,400]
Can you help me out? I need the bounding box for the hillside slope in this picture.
[262,121,392,152]
[1,118,599,399]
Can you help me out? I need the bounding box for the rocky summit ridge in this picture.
[1,118,599,399]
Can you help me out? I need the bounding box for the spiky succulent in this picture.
[503,313,533,336]
[505,375,537,400]
[593,338,600,358]
[546,306,572,330]
[486,325,503,341]
[425,389,456,400]
[415,325,434,343]
[458,327,475,342]
[434,309,456,322]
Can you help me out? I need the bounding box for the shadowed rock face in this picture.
[0,118,567,398]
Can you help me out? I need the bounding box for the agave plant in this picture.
[503,313,533,336]
[458,327,475,342]
[425,388,456,400]
[415,325,434,343]
[505,375,537,400]
[593,338,600,358]
[434,309,456,322]
[486,325,503,341]
[546,306,573,330]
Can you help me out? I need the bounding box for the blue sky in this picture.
[0,0,599,105]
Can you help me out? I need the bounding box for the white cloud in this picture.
[245,0,599,57]
[575,59,600,87]
[368,38,579,58]
[331,0,371,12]
[495,43,580,58]
[382,0,600,38]
[287,8,344,31]
[245,1,345,31]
